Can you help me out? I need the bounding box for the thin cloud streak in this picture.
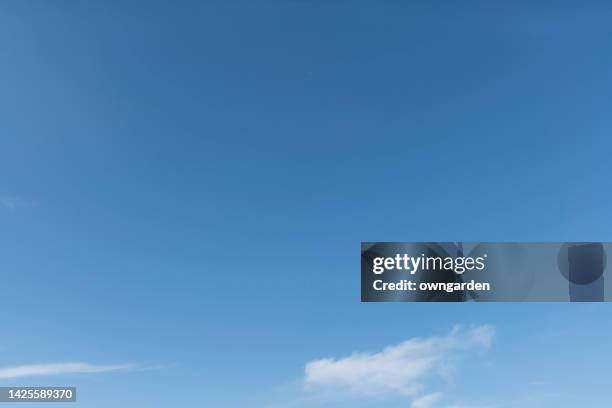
[0,195,33,210]
[411,392,444,408]
[0,363,135,379]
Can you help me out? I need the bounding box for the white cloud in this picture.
[0,363,135,379]
[303,325,494,405]
[412,392,444,408]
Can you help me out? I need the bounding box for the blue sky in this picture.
[1,1,612,407]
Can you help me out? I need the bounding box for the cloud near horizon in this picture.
[303,325,494,406]
[0,363,135,379]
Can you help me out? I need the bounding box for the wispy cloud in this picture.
[412,392,444,408]
[0,363,135,379]
[529,380,552,386]
[302,325,494,407]
[0,195,33,210]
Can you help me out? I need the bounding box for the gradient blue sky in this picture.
[1,1,612,407]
